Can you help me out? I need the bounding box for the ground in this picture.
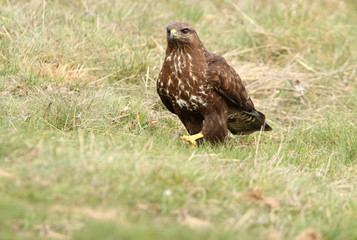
[0,0,356,239]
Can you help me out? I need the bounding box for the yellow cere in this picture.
[171,29,177,35]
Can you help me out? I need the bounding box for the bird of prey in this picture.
[157,22,272,146]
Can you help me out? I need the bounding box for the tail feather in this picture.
[256,110,272,131]
[227,110,272,135]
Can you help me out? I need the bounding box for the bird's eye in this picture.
[167,29,170,35]
[181,28,189,34]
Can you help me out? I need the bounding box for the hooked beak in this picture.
[169,29,179,39]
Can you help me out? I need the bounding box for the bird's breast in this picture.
[158,51,213,113]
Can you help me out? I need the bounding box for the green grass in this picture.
[1,0,357,239]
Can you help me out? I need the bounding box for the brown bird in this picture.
[157,22,272,146]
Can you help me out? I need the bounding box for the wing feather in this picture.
[205,52,272,132]
[205,52,255,113]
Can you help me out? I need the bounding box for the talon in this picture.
[179,132,204,147]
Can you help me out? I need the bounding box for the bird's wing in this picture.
[205,52,271,132]
[205,52,258,116]
[157,71,175,114]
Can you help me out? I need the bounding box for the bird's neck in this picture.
[163,45,207,81]
[166,44,206,63]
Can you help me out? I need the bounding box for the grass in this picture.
[1,0,357,239]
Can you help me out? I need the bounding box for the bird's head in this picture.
[166,22,201,48]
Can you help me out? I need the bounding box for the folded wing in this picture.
[205,52,272,134]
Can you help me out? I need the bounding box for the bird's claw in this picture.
[179,135,198,147]
[178,132,204,148]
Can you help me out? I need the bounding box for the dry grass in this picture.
[1,0,357,239]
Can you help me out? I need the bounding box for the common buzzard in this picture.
[157,22,272,146]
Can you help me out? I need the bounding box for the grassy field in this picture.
[1,0,357,239]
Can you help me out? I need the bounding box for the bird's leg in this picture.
[179,132,204,147]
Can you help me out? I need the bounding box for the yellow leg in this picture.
[179,132,204,147]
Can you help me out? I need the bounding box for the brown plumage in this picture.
[157,22,272,145]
